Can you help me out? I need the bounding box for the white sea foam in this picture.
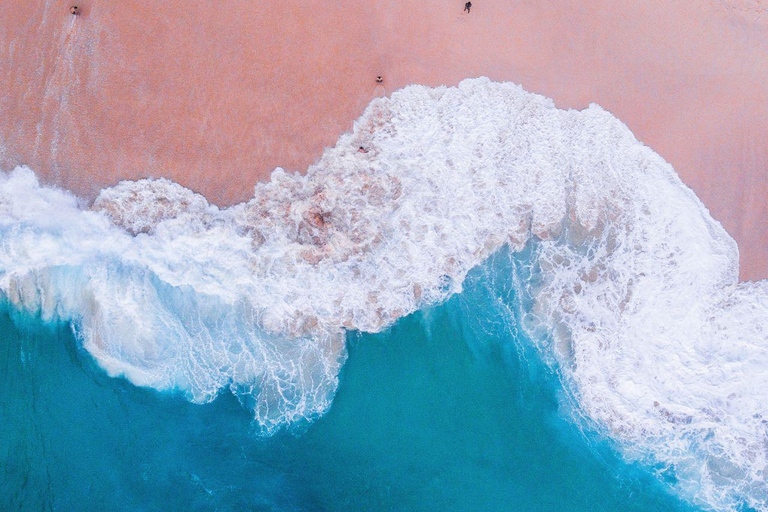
[0,78,766,510]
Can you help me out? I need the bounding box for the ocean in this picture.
[1,78,766,510]
[1,253,700,511]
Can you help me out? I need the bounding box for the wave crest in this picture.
[1,78,766,510]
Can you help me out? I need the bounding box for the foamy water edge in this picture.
[1,78,766,511]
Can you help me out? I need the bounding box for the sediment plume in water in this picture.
[0,78,766,511]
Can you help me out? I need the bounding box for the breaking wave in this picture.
[1,78,766,511]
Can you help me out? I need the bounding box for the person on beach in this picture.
[464,2,472,13]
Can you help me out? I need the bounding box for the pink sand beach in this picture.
[1,0,766,279]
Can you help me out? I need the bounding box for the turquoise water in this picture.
[1,256,701,511]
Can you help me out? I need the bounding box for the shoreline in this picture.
[1,0,766,280]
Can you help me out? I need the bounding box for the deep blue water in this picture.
[0,257,703,511]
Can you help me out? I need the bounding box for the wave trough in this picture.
[1,78,766,511]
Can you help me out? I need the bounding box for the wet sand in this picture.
[1,0,766,280]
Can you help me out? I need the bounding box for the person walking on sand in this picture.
[464,2,472,13]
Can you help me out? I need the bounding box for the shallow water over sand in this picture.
[2,0,766,279]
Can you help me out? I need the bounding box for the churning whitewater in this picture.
[0,78,766,511]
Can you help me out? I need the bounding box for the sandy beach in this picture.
[1,0,766,280]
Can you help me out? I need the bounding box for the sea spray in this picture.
[0,78,766,510]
